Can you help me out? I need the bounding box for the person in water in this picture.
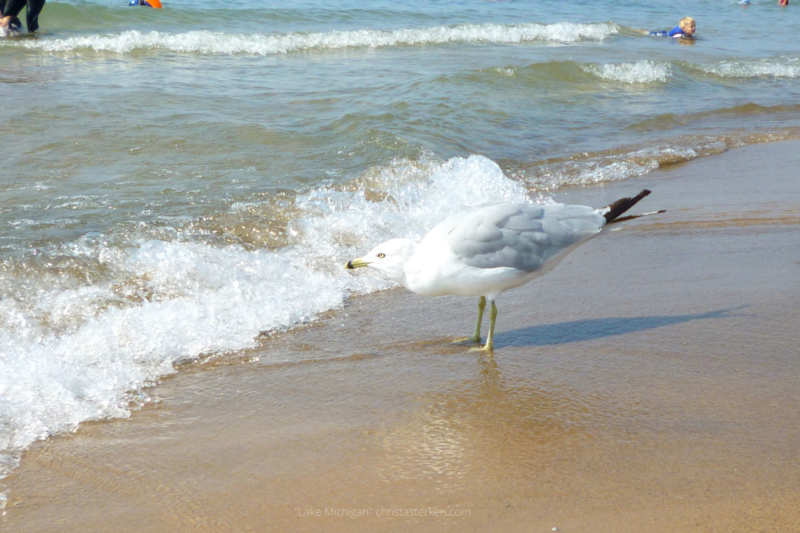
[129,0,162,7]
[778,0,788,6]
[649,17,696,39]
[0,0,46,35]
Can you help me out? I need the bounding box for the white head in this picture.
[345,238,417,286]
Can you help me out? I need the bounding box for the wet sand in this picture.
[3,141,800,533]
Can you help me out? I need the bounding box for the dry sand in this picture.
[2,140,800,533]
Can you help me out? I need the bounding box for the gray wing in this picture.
[441,202,605,272]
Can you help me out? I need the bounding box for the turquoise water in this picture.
[1,0,799,496]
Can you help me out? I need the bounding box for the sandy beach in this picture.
[3,140,800,532]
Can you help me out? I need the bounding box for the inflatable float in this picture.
[129,0,162,8]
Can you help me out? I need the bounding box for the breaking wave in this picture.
[6,22,620,55]
[583,60,672,84]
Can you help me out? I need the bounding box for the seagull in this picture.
[346,190,662,351]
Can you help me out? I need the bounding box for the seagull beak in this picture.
[345,257,370,270]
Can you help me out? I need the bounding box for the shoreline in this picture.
[3,140,800,532]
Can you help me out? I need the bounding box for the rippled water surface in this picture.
[1,0,799,500]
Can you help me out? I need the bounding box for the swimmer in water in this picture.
[0,0,46,34]
[129,0,163,7]
[649,16,696,39]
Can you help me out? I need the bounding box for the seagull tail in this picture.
[599,189,664,224]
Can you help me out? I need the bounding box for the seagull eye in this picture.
[377,253,385,258]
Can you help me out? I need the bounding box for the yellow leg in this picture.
[481,301,497,351]
[469,296,486,343]
[454,296,486,345]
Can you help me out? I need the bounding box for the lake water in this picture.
[1,0,798,501]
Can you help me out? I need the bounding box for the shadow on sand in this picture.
[495,308,743,348]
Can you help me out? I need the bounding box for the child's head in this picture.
[679,17,696,36]
[0,16,22,36]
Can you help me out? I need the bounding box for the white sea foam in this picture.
[584,60,671,84]
[0,154,530,492]
[700,58,800,79]
[0,27,17,38]
[9,22,619,55]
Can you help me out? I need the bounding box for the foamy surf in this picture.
[7,22,619,55]
[584,60,671,84]
[0,154,530,496]
[699,58,800,79]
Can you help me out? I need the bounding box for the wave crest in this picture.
[10,22,619,55]
[700,58,800,79]
[584,60,671,84]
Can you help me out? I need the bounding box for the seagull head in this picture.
[345,238,416,285]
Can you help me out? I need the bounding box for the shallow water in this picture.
[1,0,799,497]
[4,142,800,532]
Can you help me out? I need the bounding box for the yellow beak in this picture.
[345,257,370,270]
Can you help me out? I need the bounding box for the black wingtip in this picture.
[603,189,652,224]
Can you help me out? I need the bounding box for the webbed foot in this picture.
[452,335,482,345]
[469,342,494,353]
